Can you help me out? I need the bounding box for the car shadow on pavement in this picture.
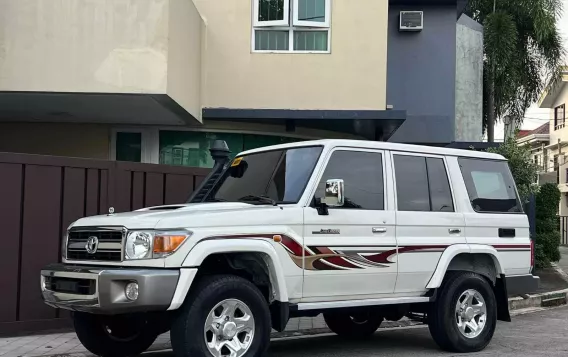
[268,328,444,357]
[145,326,448,357]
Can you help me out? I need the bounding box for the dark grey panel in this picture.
[203,108,407,141]
[0,91,199,126]
[389,115,454,143]
[387,5,458,143]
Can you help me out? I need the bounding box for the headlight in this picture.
[125,231,153,260]
[124,230,191,260]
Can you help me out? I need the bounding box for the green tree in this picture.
[466,0,565,142]
[487,137,538,203]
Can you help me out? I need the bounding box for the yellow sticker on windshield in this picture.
[231,157,243,167]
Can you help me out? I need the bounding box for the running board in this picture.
[296,296,431,311]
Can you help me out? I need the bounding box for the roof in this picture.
[238,139,506,161]
[516,123,550,144]
[538,68,568,108]
[517,130,531,138]
[529,123,550,135]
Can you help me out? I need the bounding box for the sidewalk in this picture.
[3,250,568,357]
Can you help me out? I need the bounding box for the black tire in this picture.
[323,310,383,339]
[73,312,159,357]
[171,275,271,357]
[428,272,497,353]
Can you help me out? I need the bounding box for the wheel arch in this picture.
[426,245,504,289]
[181,239,290,303]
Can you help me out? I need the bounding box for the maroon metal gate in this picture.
[0,152,210,335]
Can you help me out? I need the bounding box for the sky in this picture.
[494,0,568,140]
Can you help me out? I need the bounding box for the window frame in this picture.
[391,152,456,213]
[555,104,565,130]
[292,0,331,27]
[253,0,290,27]
[308,147,387,211]
[251,0,331,54]
[110,128,159,164]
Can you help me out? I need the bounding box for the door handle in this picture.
[499,228,515,238]
[372,227,387,234]
[449,228,461,234]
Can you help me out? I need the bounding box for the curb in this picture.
[508,288,568,310]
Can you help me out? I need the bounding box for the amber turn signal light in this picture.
[153,235,188,254]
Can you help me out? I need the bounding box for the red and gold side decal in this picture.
[207,234,529,272]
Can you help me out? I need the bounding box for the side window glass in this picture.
[394,155,455,212]
[315,151,384,210]
[393,155,430,211]
[427,158,454,212]
[458,158,522,213]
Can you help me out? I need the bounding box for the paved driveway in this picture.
[145,306,568,357]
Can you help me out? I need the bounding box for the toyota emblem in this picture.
[85,236,99,254]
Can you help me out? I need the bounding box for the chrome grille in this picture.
[66,228,124,262]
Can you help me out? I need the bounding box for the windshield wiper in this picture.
[237,195,278,206]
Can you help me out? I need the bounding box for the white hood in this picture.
[70,202,287,230]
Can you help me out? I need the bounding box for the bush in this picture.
[535,183,562,266]
[534,243,549,269]
[536,231,561,266]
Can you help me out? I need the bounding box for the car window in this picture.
[458,158,522,213]
[427,158,454,212]
[212,146,322,204]
[394,155,454,212]
[315,150,384,210]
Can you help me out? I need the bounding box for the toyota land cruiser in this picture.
[40,139,539,357]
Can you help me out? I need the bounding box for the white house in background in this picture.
[537,68,568,214]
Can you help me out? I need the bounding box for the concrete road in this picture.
[149,306,568,357]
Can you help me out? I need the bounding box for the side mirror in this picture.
[323,179,344,207]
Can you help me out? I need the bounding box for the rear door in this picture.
[391,152,466,294]
[457,158,531,276]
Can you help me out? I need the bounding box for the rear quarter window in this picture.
[458,158,523,213]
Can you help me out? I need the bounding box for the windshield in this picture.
[207,146,323,204]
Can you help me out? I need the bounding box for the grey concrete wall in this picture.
[387,5,458,144]
[455,14,483,142]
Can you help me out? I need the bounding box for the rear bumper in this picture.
[40,264,180,314]
[505,274,540,296]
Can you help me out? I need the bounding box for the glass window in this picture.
[253,0,330,52]
[159,131,243,168]
[394,155,430,212]
[426,158,454,212]
[211,146,322,204]
[243,135,301,151]
[294,31,328,51]
[297,0,326,23]
[458,158,523,213]
[116,132,142,162]
[315,151,385,210]
[258,0,285,22]
[255,31,289,51]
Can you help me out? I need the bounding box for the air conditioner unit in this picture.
[399,11,423,31]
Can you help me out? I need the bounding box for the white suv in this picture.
[40,139,539,357]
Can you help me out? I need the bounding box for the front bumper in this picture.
[505,274,540,296]
[40,264,180,314]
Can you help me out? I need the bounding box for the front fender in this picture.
[182,239,289,303]
[426,244,504,289]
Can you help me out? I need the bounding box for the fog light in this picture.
[125,282,139,301]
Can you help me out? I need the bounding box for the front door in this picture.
[302,148,398,301]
